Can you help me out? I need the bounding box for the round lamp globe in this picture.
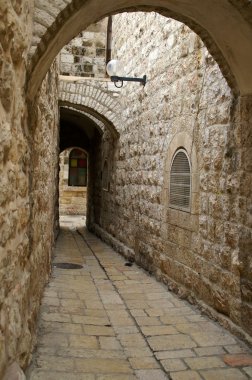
[106,60,123,76]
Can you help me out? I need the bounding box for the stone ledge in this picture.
[59,75,110,83]
[86,223,135,261]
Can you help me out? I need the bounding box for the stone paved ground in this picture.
[27,217,252,380]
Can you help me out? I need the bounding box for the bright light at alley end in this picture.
[106,59,147,88]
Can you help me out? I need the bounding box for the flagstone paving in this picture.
[27,218,252,380]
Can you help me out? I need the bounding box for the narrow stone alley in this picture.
[26,218,252,380]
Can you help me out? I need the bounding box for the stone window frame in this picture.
[169,148,192,212]
[162,132,199,232]
[67,147,88,188]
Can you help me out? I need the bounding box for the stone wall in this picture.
[0,6,251,379]
[90,13,252,338]
[0,1,33,376]
[27,59,59,368]
[60,19,108,78]
[0,1,59,376]
[235,95,252,337]
[59,149,87,215]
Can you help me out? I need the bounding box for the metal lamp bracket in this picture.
[111,75,147,88]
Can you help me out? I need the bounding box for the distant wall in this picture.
[59,19,108,78]
[59,148,87,215]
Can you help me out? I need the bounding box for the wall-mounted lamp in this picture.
[106,59,147,88]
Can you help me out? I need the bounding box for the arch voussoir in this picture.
[59,77,122,138]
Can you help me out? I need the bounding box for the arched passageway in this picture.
[1,3,252,378]
[59,107,100,219]
[59,77,121,139]
[59,103,118,231]
[29,0,252,96]
[58,76,121,229]
[60,106,103,152]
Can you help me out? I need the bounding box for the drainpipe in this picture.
[106,16,113,70]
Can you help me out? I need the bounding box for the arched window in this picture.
[68,148,87,186]
[102,160,109,191]
[170,149,191,211]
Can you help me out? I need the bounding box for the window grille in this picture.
[170,149,191,211]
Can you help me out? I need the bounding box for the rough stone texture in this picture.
[59,19,108,78]
[0,4,252,379]
[235,95,252,337]
[27,60,60,370]
[0,1,59,377]
[88,12,252,339]
[0,1,33,376]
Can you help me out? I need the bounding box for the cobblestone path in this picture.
[27,221,252,380]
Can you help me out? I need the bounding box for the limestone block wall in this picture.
[0,1,59,376]
[60,19,107,78]
[234,95,252,337]
[88,128,117,227]
[0,1,33,375]
[27,60,59,365]
[91,13,252,337]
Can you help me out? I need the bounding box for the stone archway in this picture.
[58,92,120,234]
[60,105,106,135]
[59,77,121,139]
[29,0,252,97]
